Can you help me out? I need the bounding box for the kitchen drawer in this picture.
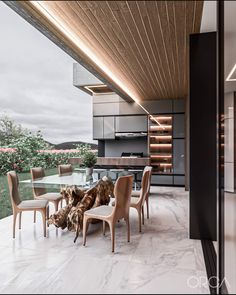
[151,175,173,185]
[174,176,185,186]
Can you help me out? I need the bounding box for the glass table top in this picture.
[20,172,98,189]
[20,169,144,190]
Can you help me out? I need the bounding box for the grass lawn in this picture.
[0,168,58,220]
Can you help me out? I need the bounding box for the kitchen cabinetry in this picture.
[173,114,185,138]
[148,114,185,186]
[93,117,104,139]
[148,115,173,174]
[115,115,147,133]
[93,116,115,139]
[173,139,185,174]
[104,117,115,139]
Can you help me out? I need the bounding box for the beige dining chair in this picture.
[131,166,153,219]
[130,169,150,233]
[58,164,73,176]
[83,175,133,252]
[7,171,49,238]
[31,167,63,222]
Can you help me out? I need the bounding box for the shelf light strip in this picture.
[30,1,164,129]
[150,135,172,138]
[151,116,172,120]
[150,144,172,147]
[150,155,172,158]
[150,125,172,129]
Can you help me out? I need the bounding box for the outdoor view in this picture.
[0,2,97,219]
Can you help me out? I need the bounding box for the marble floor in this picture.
[224,192,236,293]
[0,187,209,294]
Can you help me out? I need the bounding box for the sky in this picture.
[0,1,94,145]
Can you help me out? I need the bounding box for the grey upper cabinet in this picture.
[93,100,146,116]
[173,99,185,113]
[173,139,185,174]
[118,102,146,115]
[103,117,115,139]
[93,102,120,116]
[93,117,103,139]
[142,100,172,114]
[115,116,147,132]
[173,114,185,138]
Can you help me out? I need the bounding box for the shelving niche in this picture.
[148,115,173,174]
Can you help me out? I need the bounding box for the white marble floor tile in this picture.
[0,186,209,294]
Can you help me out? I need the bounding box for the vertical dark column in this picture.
[218,1,225,293]
[185,95,190,191]
[189,32,217,241]
[97,140,105,157]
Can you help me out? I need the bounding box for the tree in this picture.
[0,115,26,146]
[74,143,93,156]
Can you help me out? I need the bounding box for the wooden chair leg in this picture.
[54,201,59,212]
[19,212,22,230]
[34,210,36,223]
[146,197,149,219]
[142,206,145,225]
[86,221,90,234]
[40,209,47,238]
[109,222,115,253]
[138,209,142,233]
[125,217,130,243]
[13,212,17,239]
[83,216,88,246]
[102,220,106,236]
[47,206,50,227]
[47,206,49,219]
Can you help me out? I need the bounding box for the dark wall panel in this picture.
[98,140,105,157]
[105,138,148,157]
[190,32,217,241]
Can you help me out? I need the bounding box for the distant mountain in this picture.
[52,141,98,150]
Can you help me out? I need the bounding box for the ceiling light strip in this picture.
[30,1,163,128]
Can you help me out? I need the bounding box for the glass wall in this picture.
[224,1,236,293]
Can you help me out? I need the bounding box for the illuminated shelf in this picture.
[150,125,172,131]
[150,116,172,122]
[151,163,172,166]
[150,135,172,140]
[148,115,173,174]
[150,144,172,147]
[150,155,172,158]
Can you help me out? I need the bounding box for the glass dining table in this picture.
[20,168,143,190]
[20,172,99,190]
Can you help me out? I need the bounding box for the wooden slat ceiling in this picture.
[9,1,203,102]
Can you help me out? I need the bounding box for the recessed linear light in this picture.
[83,85,113,95]
[84,85,106,94]
[30,1,163,129]
[85,85,108,88]
[226,63,236,81]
